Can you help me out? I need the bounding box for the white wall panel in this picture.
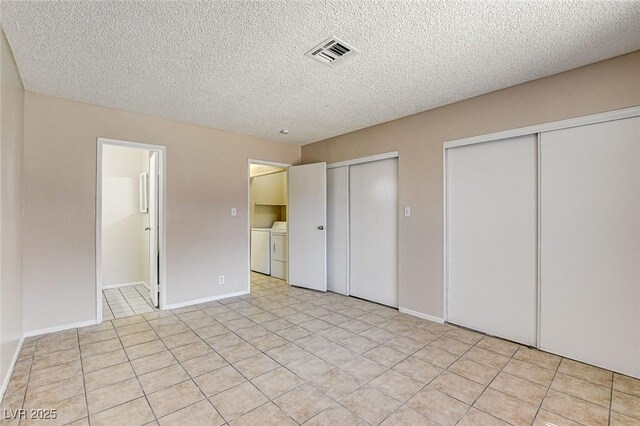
[327,167,349,295]
[447,135,538,345]
[350,158,398,307]
[540,117,640,378]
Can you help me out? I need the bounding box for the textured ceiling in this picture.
[3,1,640,145]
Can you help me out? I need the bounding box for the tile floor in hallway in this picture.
[2,272,639,425]
[102,284,157,320]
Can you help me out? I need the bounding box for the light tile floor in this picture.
[103,284,156,320]
[2,272,639,425]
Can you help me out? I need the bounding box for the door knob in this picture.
[317,226,324,230]
[145,227,151,231]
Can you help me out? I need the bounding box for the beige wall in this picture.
[250,171,287,228]
[23,92,300,332]
[0,29,24,394]
[302,51,640,319]
[102,144,150,287]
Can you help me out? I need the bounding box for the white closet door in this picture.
[540,117,640,378]
[350,158,398,307]
[447,135,537,346]
[327,167,349,295]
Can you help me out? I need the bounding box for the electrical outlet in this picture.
[218,275,224,285]
[404,207,411,217]
[231,208,237,216]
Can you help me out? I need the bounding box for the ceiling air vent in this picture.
[305,37,358,67]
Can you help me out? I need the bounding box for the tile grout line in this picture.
[15,337,37,411]
[75,328,92,426]
[608,375,614,426]
[192,293,306,424]
[7,277,637,426]
[118,287,141,316]
[202,286,328,423]
[163,302,240,423]
[132,283,156,310]
[110,312,167,423]
[204,280,366,423]
[101,291,114,320]
[302,318,444,424]
[19,332,86,423]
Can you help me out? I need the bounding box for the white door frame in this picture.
[148,151,160,308]
[96,138,167,323]
[246,159,291,292]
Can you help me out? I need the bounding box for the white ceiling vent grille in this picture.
[305,37,358,67]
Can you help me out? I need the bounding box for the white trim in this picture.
[165,290,250,310]
[97,138,167,326]
[442,147,449,322]
[346,167,351,296]
[536,133,542,348]
[23,319,98,338]
[399,307,444,324]
[0,336,24,401]
[102,281,148,290]
[246,159,292,292]
[443,105,640,148]
[327,151,399,169]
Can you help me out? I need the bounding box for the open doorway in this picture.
[97,138,166,323]
[248,161,289,292]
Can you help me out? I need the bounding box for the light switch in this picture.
[404,207,411,217]
[231,208,237,216]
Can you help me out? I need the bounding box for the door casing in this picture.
[96,138,167,323]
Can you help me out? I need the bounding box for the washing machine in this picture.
[270,221,287,280]
[250,228,271,275]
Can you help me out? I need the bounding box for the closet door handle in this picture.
[273,243,276,253]
[317,225,324,230]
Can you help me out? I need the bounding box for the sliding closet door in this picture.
[350,158,398,307]
[447,135,537,346]
[327,167,349,295]
[540,117,640,378]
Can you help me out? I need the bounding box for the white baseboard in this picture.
[399,307,445,324]
[23,319,98,338]
[102,281,147,290]
[0,335,24,402]
[165,290,250,310]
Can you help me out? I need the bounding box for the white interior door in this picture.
[539,117,640,378]
[327,167,349,295]
[148,151,159,307]
[350,158,398,307]
[288,163,327,291]
[447,135,537,346]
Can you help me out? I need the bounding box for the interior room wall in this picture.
[302,50,640,320]
[22,92,300,333]
[0,28,24,396]
[250,170,287,228]
[101,144,150,287]
[249,164,283,177]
